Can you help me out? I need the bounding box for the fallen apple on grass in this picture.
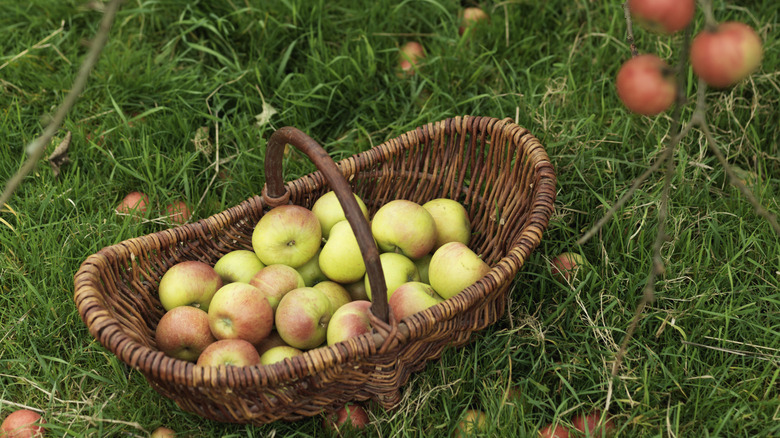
[322,404,370,432]
[538,423,570,438]
[252,204,322,268]
[459,7,489,36]
[158,261,223,312]
[213,250,265,284]
[116,191,149,216]
[550,252,587,283]
[208,282,274,345]
[398,41,425,75]
[690,21,763,88]
[0,409,45,438]
[571,410,615,437]
[453,409,487,438]
[150,426,176,438]
[166,200,190,224]
[628,0,695,34]
[196,338,261,367]
[155,306,215,362]
[326,300,373,346]
[275,287,333,349]
[428,242,490,300]
[616,54,676,116]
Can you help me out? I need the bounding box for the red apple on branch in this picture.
[691,21,763,88]
[628,0,695,34]
[616,54,676,116]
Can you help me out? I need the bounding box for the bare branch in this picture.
[623,1,640,57]
[0,0,124,207]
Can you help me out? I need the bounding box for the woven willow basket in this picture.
[74,115,556,424]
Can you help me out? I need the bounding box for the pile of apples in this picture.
[153,192,490,369]
[616,0,763,115]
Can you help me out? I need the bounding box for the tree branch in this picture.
[0,0,124,207]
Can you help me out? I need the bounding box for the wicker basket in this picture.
[73,115,556,425]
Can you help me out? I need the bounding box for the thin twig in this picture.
[622,1,639,57]
[0,0,124,207]
[0,21,66,71]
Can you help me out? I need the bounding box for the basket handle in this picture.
[262,126,390,325]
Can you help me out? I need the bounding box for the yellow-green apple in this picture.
[539,424,570,438]
[326,300,373,346]
[344,280,370,301]
[364,252,420,301]
[691,22,763,88]
[296,249,328,286]
[616,54,676,116]
[166,200,190,224]
[628,0,695,34]
[550,252,587,283]
[275,287,333,349]
[213,250,265,284]
[371,200,437,259]
[196,338,261,367]
[252,204,322,268]
[319,220,366,284]
[453,410,487,438]
[571,410,615,437]
[207,283,273,345]
[428,242,490,300]
[259,345,303,365]
[254,330,288,356]
[155,306,216,362]
[388,282,443,323]
[313,281,352,315]
[116,191,148,215]
[459,7,489,35]
[422,198,471,249]
[311,191,369,238]
[399,41,425,75]
[150,426,176,438]
[413,254,432,284]
[0,409,45,438]
[158,260,223,311]
[322,404,370,431]
[249,264,305,311]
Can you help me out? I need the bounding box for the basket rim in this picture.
[73,115,556,397]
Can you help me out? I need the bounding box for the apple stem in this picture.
[698,0,719,31]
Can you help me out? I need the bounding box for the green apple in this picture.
[252,204,321,268]
[453,410,487,438]
[365,252,420,301]
[254,330,288,356]
[388,282,443,323]
[344,279,370,301]
[371,200,437,259]
[248,264,305,311]
[158,260,223,311]
[150,426,176,438]
[313,281,352,315]
[213,250,265,284]
[428,242,490,300]
[196,338,261,367]
[422,198,471,249]
[319,220,366,284]
[296,248,328,286]
[326,300,373,346]
[259,345,303,365]
[208,283,274,345]
[275,287,333,349]
[155,306,216,362]
[413,253,432,284]
[311,190,370,238]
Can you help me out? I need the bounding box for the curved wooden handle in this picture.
[263,126,389,324]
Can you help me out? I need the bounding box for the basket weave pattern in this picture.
[74,115,556,424]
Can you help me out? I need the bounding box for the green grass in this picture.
[1,0,778,436]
